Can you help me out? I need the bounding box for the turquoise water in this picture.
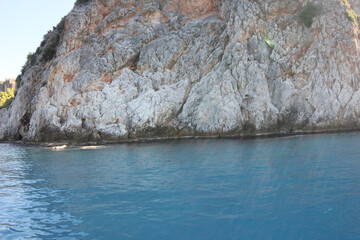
[0,133,360,239]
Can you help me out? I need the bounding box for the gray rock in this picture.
[1,0,360,142]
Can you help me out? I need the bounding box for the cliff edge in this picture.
[1,0,359,143]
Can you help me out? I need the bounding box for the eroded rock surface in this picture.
[1,0,360,142]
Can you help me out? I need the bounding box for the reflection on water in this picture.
[0,144,86,239]
[0,133,360,239]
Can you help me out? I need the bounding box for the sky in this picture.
[0,0,76,81]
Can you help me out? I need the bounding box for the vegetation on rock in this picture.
[16,16,66,91]
[16,75,22,89]
[342,0,351,9]
[21,52,35,75]
[41,43,58,62]
[342,0,358,22]
[0,87,15,109]
[16,52,35,89]
[41,17,65,62]
[299,2,322,27]
[346,9,358,22]
[76,0,92,5]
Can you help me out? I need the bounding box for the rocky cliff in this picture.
[1,0,359,143]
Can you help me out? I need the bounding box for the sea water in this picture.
[0,133,360,239]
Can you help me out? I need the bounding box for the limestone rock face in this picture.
[1,0,360,142]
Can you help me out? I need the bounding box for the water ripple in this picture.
[0,133,360,239]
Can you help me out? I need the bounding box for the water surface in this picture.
[1,133,360,239]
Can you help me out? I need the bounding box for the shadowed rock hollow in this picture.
[1,0,360,143]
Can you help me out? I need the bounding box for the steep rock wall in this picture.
[1,0,360,142]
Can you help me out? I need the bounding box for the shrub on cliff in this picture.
[75,0,92,5]
[18,52,35,88]
[342,0,351,9]
[346,9,358,22]
[16,75,22,89]
[299,2,322,27]
[0,87,15,109]
[41,46,57,62]
[40,17,65,63]
[40,33,60,62]
[342,0,358,22]
[21,52,35,75]
[56,17,66,34]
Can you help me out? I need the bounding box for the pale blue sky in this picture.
[0,0,76,81]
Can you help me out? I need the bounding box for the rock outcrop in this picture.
[1,0,359,143]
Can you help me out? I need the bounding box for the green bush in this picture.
[41,33,60,62]
[0,87,15,109]
[16,75,22,89]
[342,0,358,22]
[41,46,57,62]
[18,16,66,81]
[299,2,322,27]
[35,47,42,55]
[342,0,351,9]
[56,17,66,34]
[40,16,66,63]
[21,52,35,75]
[27,52,36,65]
[346,9,358,22]
[76,0,92,5]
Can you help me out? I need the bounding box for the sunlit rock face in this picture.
[1,0,360,142]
